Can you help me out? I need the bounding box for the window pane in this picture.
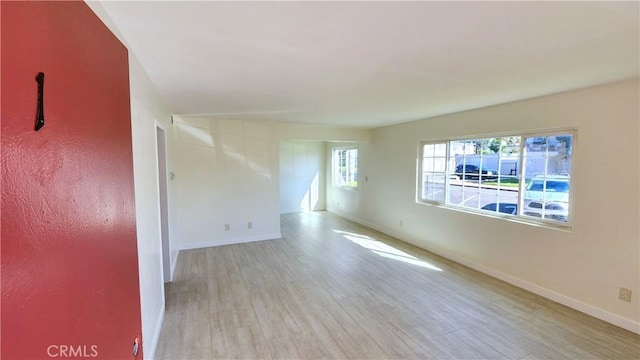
[346,149,358,187]
[448,137,522,215]
[433,157,446,172]
[422,172,445,202]
[423,158,434,172]
[522,135,572,222]
[448,183,476,207]
[420,142,447,203]
[423,144,435,157]
[479,189,499,211]
[458,186,481,210]
[450,140,473,156]
[434,143,447,157]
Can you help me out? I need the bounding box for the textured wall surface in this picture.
[1,2,143,358]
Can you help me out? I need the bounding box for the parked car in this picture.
[454,164,499,180]
[523,175,570,222]
[481,203,518,215]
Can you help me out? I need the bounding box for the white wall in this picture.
[172,117,282,249]
[327,79,640,333]
[173,116,371,249]
[280,141,326,213]
[85,3,176,358]
[277,123,372,143]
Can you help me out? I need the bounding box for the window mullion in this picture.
[517,137,526,216]
[444,142,451,205]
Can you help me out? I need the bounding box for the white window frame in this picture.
[332,147,358,189]
[416,129,576,231]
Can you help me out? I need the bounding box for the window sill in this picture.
[333,185,358,191]
[416,200,572,233]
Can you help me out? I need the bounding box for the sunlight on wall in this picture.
[225,150,272,180]
[177,121,271,178]
[177,123,214,147]
[173,117,281,247]
[300,172,320,212]
[332,229,443,271]
[280,140,325,214]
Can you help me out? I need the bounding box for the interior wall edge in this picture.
[147,302,166,360]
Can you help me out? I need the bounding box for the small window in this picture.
[417,132,574,228]
[333,147,358,188]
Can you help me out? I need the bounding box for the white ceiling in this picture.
[99,1,639,128]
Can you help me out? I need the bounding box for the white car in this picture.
[523,175,570,222]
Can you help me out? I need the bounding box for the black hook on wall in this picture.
[35,72,45,131]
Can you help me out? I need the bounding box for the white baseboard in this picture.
[147,305,165,360]
[178,232,282,251]
[328,208,381,231]
[326,210,640,335]
[431,246,640,334]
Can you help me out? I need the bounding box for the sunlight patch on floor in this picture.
[332,229,443,271]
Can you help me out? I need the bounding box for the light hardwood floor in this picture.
[156,211,640,359]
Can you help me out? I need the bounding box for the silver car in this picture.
[523,175,570,222]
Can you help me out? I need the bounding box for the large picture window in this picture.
[418,132,574,227]
[333,147,358,188]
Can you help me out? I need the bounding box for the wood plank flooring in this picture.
[156,211,640,359]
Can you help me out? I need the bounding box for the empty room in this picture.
[2,1,639,359]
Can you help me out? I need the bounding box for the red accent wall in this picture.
[1,2,143,359]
